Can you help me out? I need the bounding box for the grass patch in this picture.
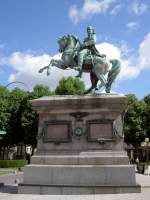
[0,160,27,168]
[0,168,17,175]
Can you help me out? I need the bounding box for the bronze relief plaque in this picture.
[87,120,115,142]
[43,121,72,143]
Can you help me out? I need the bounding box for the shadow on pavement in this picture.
[0,185,18,194]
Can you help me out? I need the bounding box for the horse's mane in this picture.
[59,34,81,45]
[67,34,81,46]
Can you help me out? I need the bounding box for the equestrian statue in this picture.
[39,26,121,94]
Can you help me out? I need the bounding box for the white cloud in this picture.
[7,52,50,72]
[69,0,116,24]
[0,43,135,90]
[119,42,134,57]
[110,4,122,15]
[96,43,121,59]
[129,1,149,15]
[0,52,80,91]
[126,21,140,30]
[119,32,150,80]
[1,32,150,91]
[138,33,150,70]
[1,43,122,91]
[96,43,140,80]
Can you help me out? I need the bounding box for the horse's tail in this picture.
[106,59,121,93]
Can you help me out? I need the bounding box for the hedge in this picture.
[0,160,28,168]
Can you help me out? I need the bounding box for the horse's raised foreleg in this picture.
[46,59,67,75]
[106,59,121,93]
[38,65,49,73]
[50,59,66,69]
[39,58,67,76]
[38,59,57,74]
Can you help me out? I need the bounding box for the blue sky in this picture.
[0,0,150,98]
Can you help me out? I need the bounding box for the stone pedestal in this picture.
[18,95,141,194]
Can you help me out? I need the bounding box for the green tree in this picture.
[4,85,51,149]
[124,94,146,147]
[0,85,11,157]
[30,84,51,99]
[143,94,150,139]
[0,84,52,157]
[144,94,150,104]
[55,77,85,95]
[6,88,28,146]
[22,85,51,149]
[0,85,10,130]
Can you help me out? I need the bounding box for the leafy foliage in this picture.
[0,84,52,150]
[0,86,10,130]
[124,94,146,147]
[0,81,150,153]
[143,94,150,139]
[55,77,85,95]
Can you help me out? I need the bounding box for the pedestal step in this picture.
[23,164,136,186]
[31,151,129,165]
[18,184,141,194]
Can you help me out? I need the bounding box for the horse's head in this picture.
[57,35,68,53]
[57,35,81,53]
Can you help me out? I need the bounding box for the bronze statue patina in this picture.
[75,26,106,78]
[39,26,121,94]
